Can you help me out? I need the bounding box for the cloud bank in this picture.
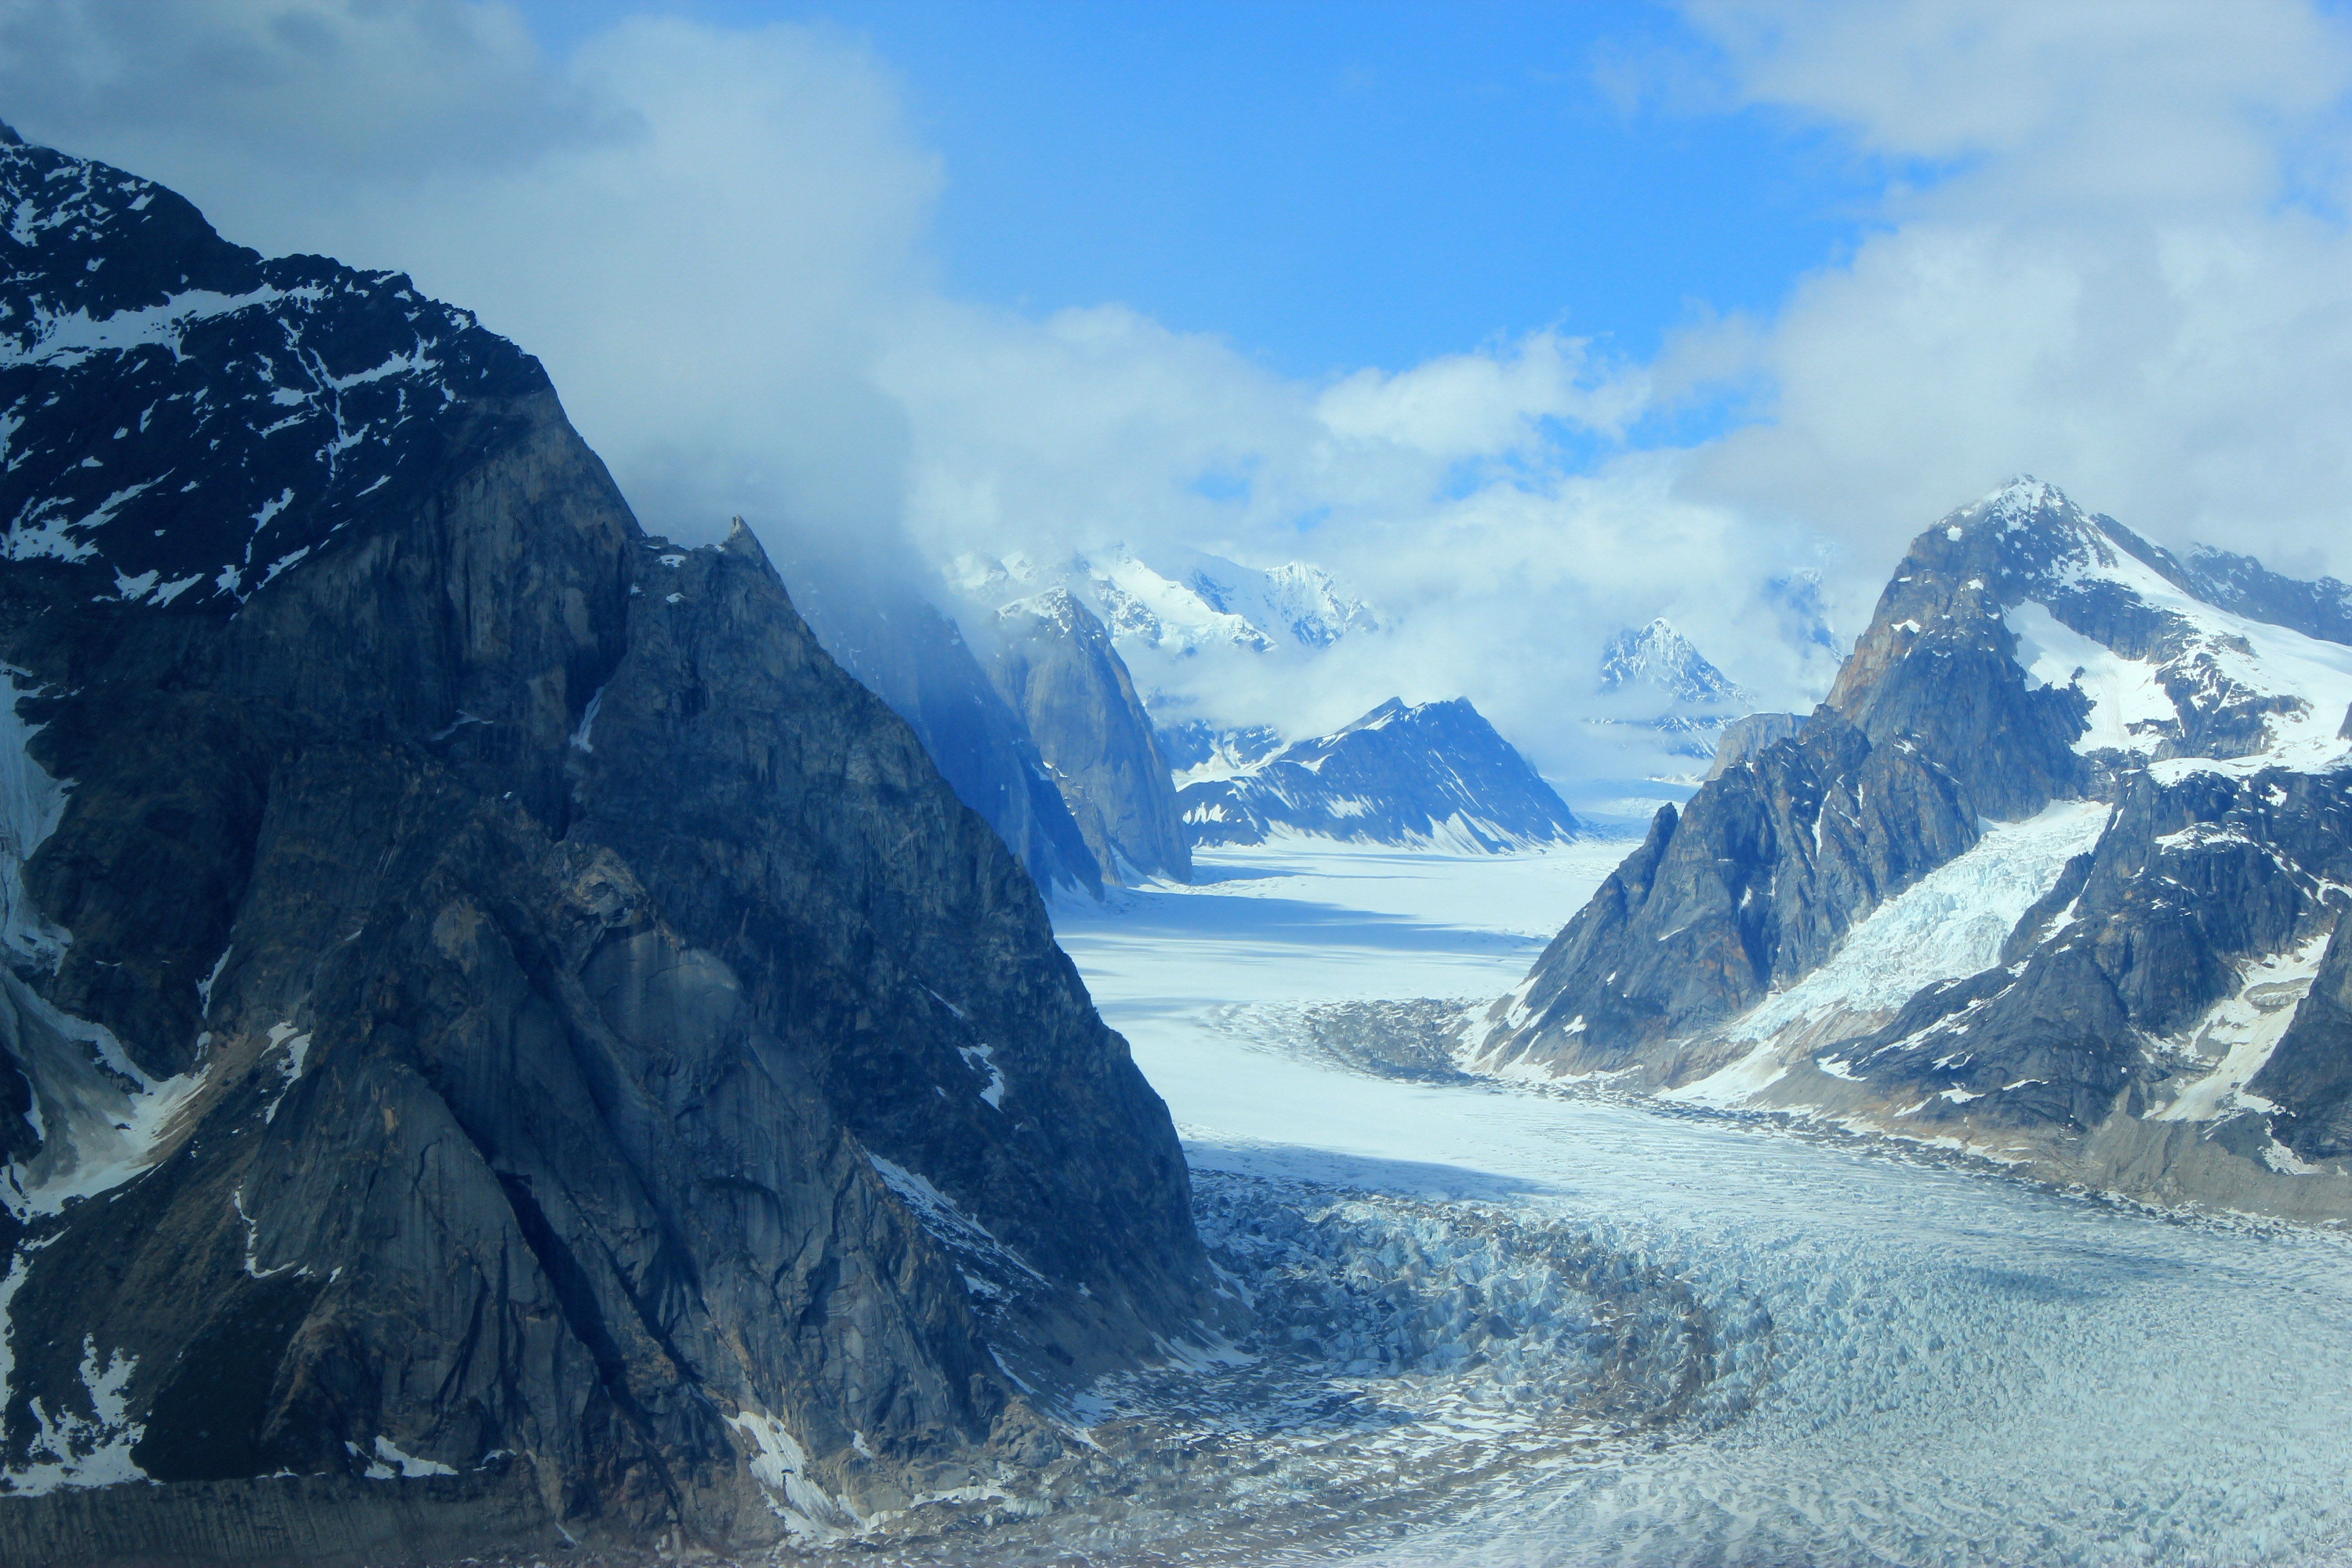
[3,0,2349,785]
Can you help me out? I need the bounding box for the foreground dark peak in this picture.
[0,132,1219,1560]
[1472,475,2352,1220]
[1177,696,1580,853]
[1,132,540,607]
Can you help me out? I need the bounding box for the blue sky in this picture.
[9,0,2352,767]
[510,0,1885,379]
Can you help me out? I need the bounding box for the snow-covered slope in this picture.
[1469,477,2352,1219]
[0,127,537,606]
[949,544,1381,658]
[1175,698,1579,853]
[1598,619,1747,706]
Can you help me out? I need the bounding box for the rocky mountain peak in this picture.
[1599,618,1745,705]
[0,130,1221,1557]
[1473,475,2352,1223]
[3,133,543,614]
[1176,696,1578,853]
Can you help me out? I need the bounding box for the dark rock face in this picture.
[1702,712,1801,780]
[0,130,1215,1560]
[985,590,1190,885]
[785,569,1104,898]
[1836,767,2352,1136]
[2102,528,2352,648]
[1477,476,2352,1216]
[1176,698,1580,852]
[1494,715,1985,1066]
[2252,914,2352,1157]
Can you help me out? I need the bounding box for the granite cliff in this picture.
[0,126,1219,1563]
[984,589,1189,886]
[784,566,1105,898]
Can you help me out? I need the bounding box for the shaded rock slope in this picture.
[1469,478,2352,1220]
[985,588,1189,886]
[0,127,1220,1563]
[785,566,1105,898]
[1178,698,1581,852]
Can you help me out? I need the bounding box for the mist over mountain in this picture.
[983,588,1191,885]
[0,126,1221,1560]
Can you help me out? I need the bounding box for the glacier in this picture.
[1023,838,2352,1567]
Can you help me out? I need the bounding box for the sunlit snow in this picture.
[1044,839,2352,1566]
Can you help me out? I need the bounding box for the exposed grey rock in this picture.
[0,129,1218,1560]
[1470,476,2352,1220]
[1155,718,1281,776]
[1176,698,1579,852]
[2102,529,2352,648]
[786,567,1103,898]
[1703,713,1803,780]
[984,589,1189,885]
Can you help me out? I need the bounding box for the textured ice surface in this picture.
[1049,840,2352,1567]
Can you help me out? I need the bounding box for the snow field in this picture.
[1056,838,2352,1567]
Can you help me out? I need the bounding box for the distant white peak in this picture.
[945,549,1045,601]
[1949,475,2095,539]
[996,585,1090,637]
[1078,544,1274,654]
[954,542,1380,657]
[1599,618,1748,705]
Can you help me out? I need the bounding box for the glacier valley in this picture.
[1025,840,2352,1568]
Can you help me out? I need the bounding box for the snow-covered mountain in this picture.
[1466,477,2352,1219]
[1581,618,1756,804]
[1598,619,1749,705]
[950,544,1381,658]
[1176,698,1580,853]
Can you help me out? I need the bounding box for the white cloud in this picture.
[6,0,2346,792]
[1668,0,2352,578]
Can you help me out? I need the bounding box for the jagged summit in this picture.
[0,133,540,610]
[1469,473,2352,1221]
[1598,618,1746,706]
[1176,696,1578,853]
[0,129,1221,1558]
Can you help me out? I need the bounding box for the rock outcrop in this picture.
[0,127,1218,1562]
[984,589,1189,885]
[1467,478,2352,1220]
[1177,698,1580,852]
[787,568,1104,898]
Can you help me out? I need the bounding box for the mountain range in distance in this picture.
[929,541,1795,864]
